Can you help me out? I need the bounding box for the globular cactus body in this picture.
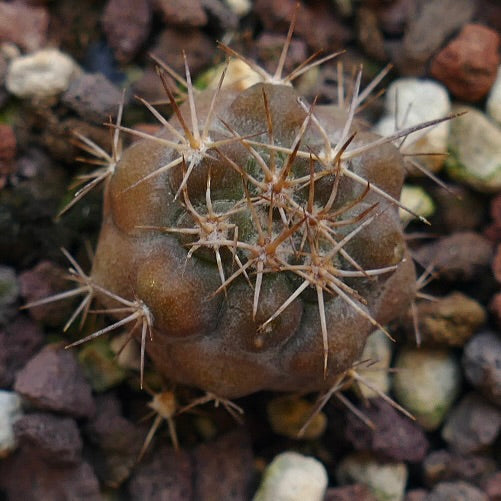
[89,71,416,398]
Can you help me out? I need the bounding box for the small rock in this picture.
[356,329,393,399]
[356,7,387,62]
[154,0,207,26]
[345,398,429,463]
[426,480,487,501]
[494,244,501,283]
[102,0,151,63]
[109,332,141,371]
[256,33,307,77]
[413,232,494,282]
[0,265,19,326]
[397,0,476,75]
[490,293,501,328]
[0,124,17,180]
[78,338,127,393]
[430,185,485,233]
[14,412,82,466]
[399,186,435,224]
[403,292,486,347]
[374,0,412,36]
[14,344,95,419]
[374,78,451,173]
[336,452,408,501]
[201,0,239,31]
[0,391,22,458]
[151,27,215,76]
[487,66,501,126]
[392,347,461,430]
[202,58,263,94]
[462,331,501,407]
[195,429,254,500]
[325,484,377,501]
[447,105,501,192]
[0,316,43,389]
[254,0,351,52]
[430,24,500,102]
[128,445,193,500]
[482,471,501,501]
[254,451,328,501]
[404,489,428,501]
[424,449,496,487]
[85,394,141,487]
[224,0,252,17]
[19,260,72,327]
[267,395,327,440]
[6,49,80,99]
[0,1,49,52]
[442,393,501,454]
[0,448,101,501]
[62,72,123,124]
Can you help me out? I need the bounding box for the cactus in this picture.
[26,18,454,404]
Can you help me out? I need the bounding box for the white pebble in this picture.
[337,452,408,501]
[487,65,501,126]
[6,48,79,98]
[374,78,451,173]
[447,105,501,192]
[253,452,328,501]
[0,390,23,458]
[393,348,461,431]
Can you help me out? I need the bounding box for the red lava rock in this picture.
[462,331,501,407]
[0,315,43,388]
[0,124,16,180]
[431,185,485,233]
[430,23,500,102]
[14,344,95,419]
[256,33,307,76]
[154,0,207,26]
[476,0,501,33]
[413,232,494,282]
[404,292,486,347]
[254,0,351,51]
[62,73,123,124]
[344,398,429,462]
[102,0,152,63]
[442,393,501,454]
[0,1,49,52]
[325,484,377,500]
[427,480,488,501]
[151,28,215,76]
[193,429,255,500]
[485,194,501,242]
[0,448,101,501]
[85,394,142,488]
[128,445,193,501]
[490,293,501,328]
[324,484,377,501]
[482,471,501,501]
[14,412,82,466]
[424,449,496,487]
[19,260,71,327]
[397,0,476,75]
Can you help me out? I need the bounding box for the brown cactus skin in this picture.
[89,78,416,399]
